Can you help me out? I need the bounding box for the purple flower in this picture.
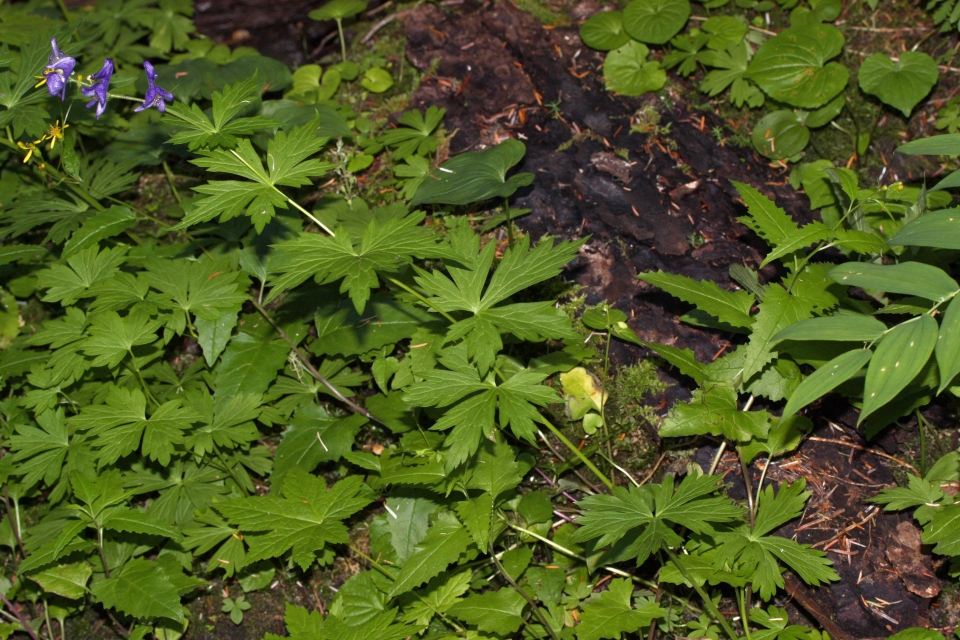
[134,61,174,113]
[43,38,76,101]
[81,58,114,120]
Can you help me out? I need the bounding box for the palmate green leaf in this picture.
[662,385,770,441]
[269,212,445,313]
[409,139,534,207]
[400,570,471,626]
[270,409,366,488]
[214,332,290,398]
[699,42,765,108]
[828,261,959,302]
[404,346,559,469]
[182,117,334,232]
[80,310,162,368]
[622,0,690,44]
[196,309,238,366]
[923,503,960,556]
[61,206,137,259]
[860,315,938,423]
[138,0,195,53]
[38,245,128,306]
[91,558,184,623]
[145,257,249,323]
[216,469,373,571]
[8,408,74,491]
[101,507,184,540]
[71,386,201,467]
[872,473,945,516]
[746,24,848,108]
[573,474,742,564]
[888,210,960,249]
[377,106,445,160]
[415,231,581,372]
[637,270,754,328]
[465,439,525,499]
[167,74,278,150]
[575,579,665,640]
[447,588,527,635]
[713,480,837,600]
[182,509,246,577]
[781,349,872,420]
[388,511,471,597]
[858,52,939,117]
[740,416,812,464]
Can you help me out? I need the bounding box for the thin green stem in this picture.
[42,599,53,640]
[97,528,111,578]
[384,276,457,323]
[918,409,927,477]
[738,588,752,640]
[54,0,70,21]
[226,148,336,235]
[504,523,701,614]
[539,416,614,490]
[601,332,613,469]
[162,160,183,204]
[664,549,737,640]
[490,543,559,640]
[503,198,515,249]
[337,18,347,63]
[707,440,727,476]
[127,352,160,408]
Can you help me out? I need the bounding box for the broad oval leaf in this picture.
[91,558,185,623]
[30,562,92,600]
[781,348,872,420]
[410,139,534,206]
[309,0,368,20]
[603,41,667,96]
[860,315,938,423]
[579,11,631,51]
[361,67,394,93]
[936,294,960,393]
[858,52,938,118]
[622,0,690,44]
[752,110,809,160]
[887,210,960,250]
[773,314,888,343]
[746,24,848,108]
[828,262,959,302]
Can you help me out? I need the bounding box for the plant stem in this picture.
[539,416,614,490]
[162,161,182,204]
[503,198,515,249]
[2,486,26,561]
[336,18,347,63]
[664,549,738,640]
[490,543,559,640]
[251,299,382,424]
[707,440,727,476]
[384,276,457,323]
[601,332,614,471]
[504,523,701,614]
[42,599,53,640]
[97,528,111,578]
[738,447,756,530]
[738,588,753,640]
[0,591,40,640]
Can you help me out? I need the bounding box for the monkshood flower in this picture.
[40,38,76,100]
[134,61,174,113]
[81,58,114,120]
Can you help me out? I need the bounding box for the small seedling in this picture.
[309,0,368,62]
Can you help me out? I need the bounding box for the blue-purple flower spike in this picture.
[81,58,114,120]
[44,38,77,101]
[134,61,174,113]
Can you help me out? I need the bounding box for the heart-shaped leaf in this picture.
[409,139,534,206]
[603,41,666,96]
[702,16,747,50]
[360,67,393,93]
[309,0,368,21]
[752,110,809,160]
[746,23,848,108]
[579,11,631,51]
[622,0,690,45]
[859,52,939,117]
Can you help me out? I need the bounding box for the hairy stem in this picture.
[489,543,559,640]
[539,416,614,490]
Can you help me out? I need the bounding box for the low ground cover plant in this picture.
[0,1,959,640]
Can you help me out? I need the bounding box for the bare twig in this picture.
[0,592,39,640]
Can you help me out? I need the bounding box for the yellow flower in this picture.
[16,141,38,163]
[41,120,69,150]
